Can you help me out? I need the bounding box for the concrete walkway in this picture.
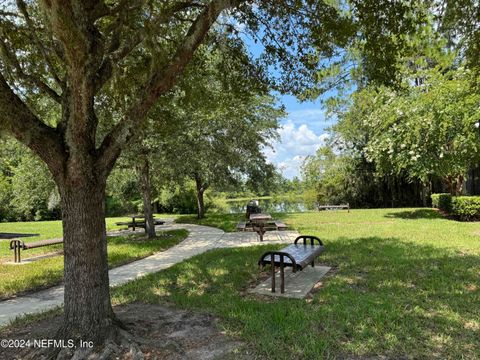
[0,221,298,326]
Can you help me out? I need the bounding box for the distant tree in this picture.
[0,138,59,220]
[363,68,480,195]
[156,83,283,218]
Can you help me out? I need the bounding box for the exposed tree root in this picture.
[1,303,244,360]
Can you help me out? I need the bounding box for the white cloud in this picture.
[264,121,329,179]
[278,156,307,179]
[276,122,329,156]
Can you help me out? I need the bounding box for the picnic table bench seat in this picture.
[274,221,287,231]
[258,235,325,293]
[236,221,247,231]
[10,238,63,263]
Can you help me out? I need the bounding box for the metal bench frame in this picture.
[258,235,324,293]
[10,239,63,263]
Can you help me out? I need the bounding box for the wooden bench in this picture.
[258,235,325,293]
[10,238,63,263]
[236,221,247,231]
[274,221,287,231]
[318,203,350,212]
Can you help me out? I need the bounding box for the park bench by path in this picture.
[258,235,325,293]
[9,219,167,262]
[318,203,350,212]
[1,223,300,326]
[10,238,63,263]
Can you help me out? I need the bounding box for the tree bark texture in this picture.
[59,174,115,341]
[195,175,206,219]
[138,157,156,239]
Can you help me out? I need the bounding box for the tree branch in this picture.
[0,72,66,180]
[0,11,20,17]
[16,0,65,89]
[96,0,244,175]
[94,1,206,93]
[0,38,62,103]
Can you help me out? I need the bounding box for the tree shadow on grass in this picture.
[384,208,444,220]
[112,237,480,359]
[175,213,245,232]
[0,233,39,239]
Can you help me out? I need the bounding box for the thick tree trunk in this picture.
[194,175,206,219]
[0,1,237,352]
[138,157,156,239]
[421,181,431,207]
[59,176,116,342]
[455,175,464,195]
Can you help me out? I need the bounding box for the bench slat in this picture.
[236,221,247,231]
[274,221,287,230]
[260,244,324,269]
[23,238,63,249]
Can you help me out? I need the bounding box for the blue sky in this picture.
[265,94,335,179]
[240,28,337,180]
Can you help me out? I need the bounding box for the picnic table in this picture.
[250,213,272,242]
[115,215,165,232]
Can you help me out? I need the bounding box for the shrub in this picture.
[451,196,480,221]
[431,193,452,212]
[157,183,214,214]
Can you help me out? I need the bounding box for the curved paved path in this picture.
[0,221,299,326]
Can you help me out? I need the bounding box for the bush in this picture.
[451,196,480,221]
[157,184,210,214]
[431,193,452,212]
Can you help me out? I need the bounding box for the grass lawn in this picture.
[176,213,243,232]
[0,214,177,258]
[0,229,188,300]
[114,208,479,359]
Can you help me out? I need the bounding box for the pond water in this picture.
[225,197,314,214]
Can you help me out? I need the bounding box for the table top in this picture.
[130,214,146,219]
[250,213,272,221]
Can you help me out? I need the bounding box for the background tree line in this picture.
[302,23,480,208]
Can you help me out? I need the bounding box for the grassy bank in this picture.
[113,208,480,358]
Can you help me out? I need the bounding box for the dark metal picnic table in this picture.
[130,214,145,231]
[250,213,272,242]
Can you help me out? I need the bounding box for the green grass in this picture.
[176,213,244,232]
[112,208,480,359]
[0,214,177,257]
[0,229,188,299]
